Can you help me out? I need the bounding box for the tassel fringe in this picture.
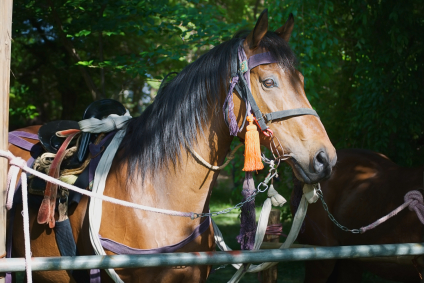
[243,115,264,171]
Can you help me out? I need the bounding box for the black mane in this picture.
[118,31,297,180]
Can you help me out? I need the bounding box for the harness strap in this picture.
[264,108,319,123]
[247,52,277,70]
[99,216,211,255]
[37,130,80,228]
[237,71,269,130]
[225,41,320,133]
[233,83,248,131]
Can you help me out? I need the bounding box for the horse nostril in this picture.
[314,151,328,173]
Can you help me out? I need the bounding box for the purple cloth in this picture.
[237,172,257,250]
[99,216,211,255]
[90,269,101,283]
[8,131,38,151]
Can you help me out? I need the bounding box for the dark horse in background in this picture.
[291,149,424,283]
[8,10,337,282]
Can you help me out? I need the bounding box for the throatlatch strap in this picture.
[264,108,319,123]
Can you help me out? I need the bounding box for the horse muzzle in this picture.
[286,150,335,184]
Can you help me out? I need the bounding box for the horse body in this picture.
[9,10,336,282]
[291,149,424,283]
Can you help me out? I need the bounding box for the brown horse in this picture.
[8,10,336,283]
[291,148,424,283]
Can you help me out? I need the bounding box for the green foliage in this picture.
[266,0,424,166]
[9,0,257,128]
[10,0,424,165]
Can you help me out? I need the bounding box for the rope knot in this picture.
[405,190,424,225]
[267,184,286,207]
[405,191,424,211]
[9,156,28,169]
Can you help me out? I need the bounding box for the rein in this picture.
[317,188,424,234]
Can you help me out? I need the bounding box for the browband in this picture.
[247,52,279,70]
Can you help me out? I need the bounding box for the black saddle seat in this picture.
[38,120,80,153]
[37,99,127,165]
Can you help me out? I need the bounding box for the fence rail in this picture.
[1,243,423,273]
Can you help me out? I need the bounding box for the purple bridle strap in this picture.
[8,131,39,151]
[247,52,279,71]
[224,76,240,136]
[99,216,211,255]
[224,46,280,136]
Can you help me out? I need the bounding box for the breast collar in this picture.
[224,40,319,135]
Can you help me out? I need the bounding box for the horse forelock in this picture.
[118,31,298,182]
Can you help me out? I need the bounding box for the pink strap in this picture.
[360,190,424,233]
[37,130,80,228]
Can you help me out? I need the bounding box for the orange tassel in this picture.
[243,115,264,171]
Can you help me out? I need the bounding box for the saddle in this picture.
[33,99,127,228]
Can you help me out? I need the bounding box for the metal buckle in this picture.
[240,60,248,73]
[262,128,273,137]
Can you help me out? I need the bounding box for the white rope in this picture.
[3,152,195,217]
[2,108,317,283]
[7,156,33,282]
[188,143,243,171]
[267,184,287,207]
[212,184,317,283]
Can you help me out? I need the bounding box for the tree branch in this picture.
[98,4,107,99]
[47,0,100,101]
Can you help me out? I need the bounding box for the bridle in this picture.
[223,40,319,161]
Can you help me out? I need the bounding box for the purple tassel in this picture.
[237,172,257,250]
[223,76,240,136]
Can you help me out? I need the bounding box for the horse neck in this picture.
[128,106,234,215]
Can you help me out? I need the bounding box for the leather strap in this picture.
[37,130,80,228]
[247,52,277,70]
[226,42,319,132]
[237,71,269,130]
[264,108,319,123]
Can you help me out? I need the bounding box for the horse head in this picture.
[233,10,337,183]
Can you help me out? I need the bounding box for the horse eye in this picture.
[263,79,275,88]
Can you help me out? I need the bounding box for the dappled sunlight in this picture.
[353,165,377,181]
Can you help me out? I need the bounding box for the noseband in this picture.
[223,40,319,137]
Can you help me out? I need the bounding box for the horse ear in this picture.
[275,13,294,42]
[245,9,268,50]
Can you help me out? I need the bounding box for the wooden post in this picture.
[0,0,13,282]
[261,208,281,283]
